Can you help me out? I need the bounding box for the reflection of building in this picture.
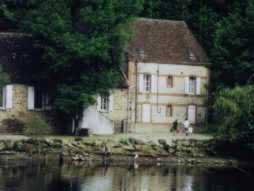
[0,164,238,191]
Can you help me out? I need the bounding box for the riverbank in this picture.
[0,134,242,167]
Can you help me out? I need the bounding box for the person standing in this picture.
[170,120,178,135]
[182,118,190,136]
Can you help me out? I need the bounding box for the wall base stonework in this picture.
[0,84,53,134]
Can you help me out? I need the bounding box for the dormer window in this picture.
[189,51,196,61]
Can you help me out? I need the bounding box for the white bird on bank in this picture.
[134,153,139,160]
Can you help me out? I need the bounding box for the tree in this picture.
[141,0,254,90]
[210,0,254,90]
[213,86,254,151]
[1,0,144,133]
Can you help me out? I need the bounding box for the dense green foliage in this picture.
[213,86,254,151]
[141,0,254,149]
[0,0,143,132]
[24,115,52,136]
[1,0,254,144]
[141,0,254,90]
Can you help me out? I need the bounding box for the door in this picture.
[188,105,196,124]
[142,104,151,123]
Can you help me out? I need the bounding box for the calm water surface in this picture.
[0,162,253,191]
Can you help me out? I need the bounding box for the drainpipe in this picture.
[134,60,138,130]
[156,64,159,112]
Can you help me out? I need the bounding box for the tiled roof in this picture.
[128,18,209,65]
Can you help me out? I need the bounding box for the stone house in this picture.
[80,18,210,134]
[0,18,209,135]
[127,18,210,133]
[0,33,51,133]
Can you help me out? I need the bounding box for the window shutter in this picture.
[27,86,35,110]
[5,85,13,109]
[96,95,101,112]
[196,78,201,95]
[185,77,190,94]
[109,93,114,112]
[2,86,6,108]
[151,75,157,93]
[139,74,144,93]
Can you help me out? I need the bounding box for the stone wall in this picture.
[0,137,238,167]
[0,84,50,133]
[104,89,128,122]
[106,89,129,133]
[0,84,30,125]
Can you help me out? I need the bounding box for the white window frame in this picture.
[0,85,13,110]
[27,86,51,111]
[143,74,152,92]
[188,76,197,95]
[167,75,173,88]
[166,104,173,117]
[100,95,110,113]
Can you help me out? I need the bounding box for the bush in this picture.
[24,115,52,136]
[213,85,254,151]
[1,118,25,133]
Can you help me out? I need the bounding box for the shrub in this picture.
[213,85,254,151]
[1,118,25,133]
[24,115,52,136]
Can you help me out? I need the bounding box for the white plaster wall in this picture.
[138,63,209,95]
[103,89,128,121]
[138,63,209,77]
[135,62,209,125]
[137,104,206,124]
[80,106,114,135]
[138,95,206,105]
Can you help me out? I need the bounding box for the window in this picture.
[34,88,43,109]
[166,104,173,117]
[0,85,12,109]
[189,76,197,94]
[27,86,51,111]
[167,75,173,88]
[0,87,5,108]
[144,74,152,92]
[101,95,110,112]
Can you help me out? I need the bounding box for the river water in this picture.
[0,162,253,191]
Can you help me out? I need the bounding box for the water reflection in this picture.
[0,162,252,191]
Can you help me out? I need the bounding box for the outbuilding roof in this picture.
[128,18,209,65]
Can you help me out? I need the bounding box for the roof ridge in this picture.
[136,17,186,24]
[0,32,31,37]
